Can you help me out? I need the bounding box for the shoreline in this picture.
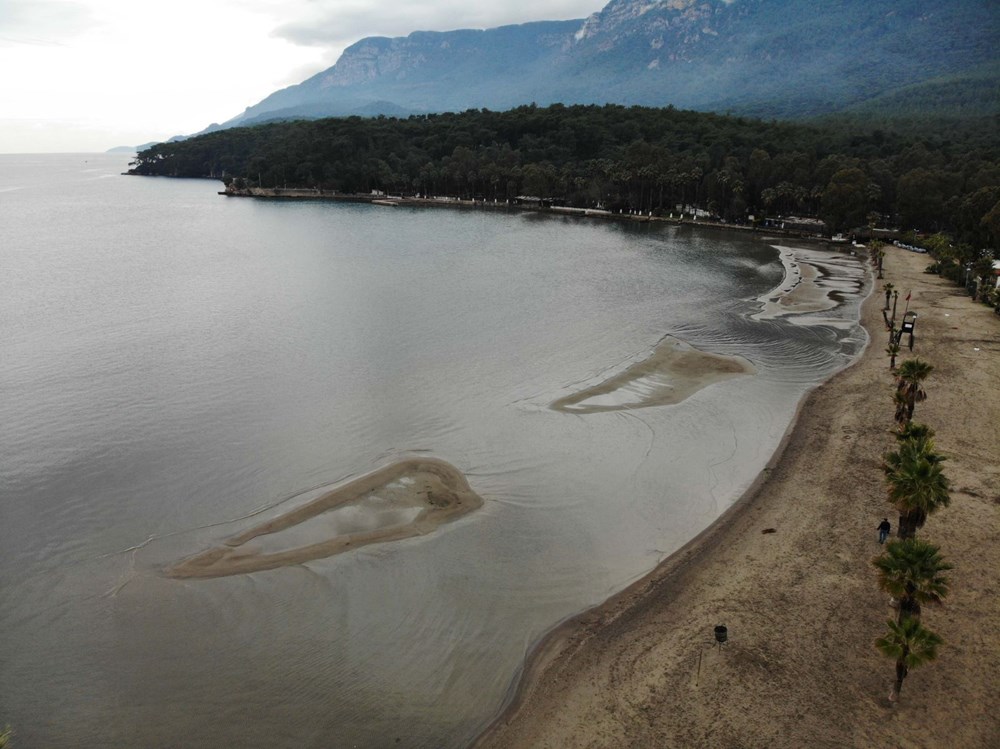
[473,261,872,746]
[473,387,818,746]
[475,245,1000,748]
[214,184,853,244]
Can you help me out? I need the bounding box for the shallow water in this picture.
[0,154,868,747]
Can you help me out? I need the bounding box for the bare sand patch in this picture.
[167,458,483,579]
[754,245,867,325]
[550,336,755,414]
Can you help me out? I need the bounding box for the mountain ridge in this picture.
[220,0,999,129]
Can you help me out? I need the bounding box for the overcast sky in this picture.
[0,0,601,153]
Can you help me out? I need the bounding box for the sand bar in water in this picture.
[167,458,483,579]
[550,336,755,414]
[752,245,866,325]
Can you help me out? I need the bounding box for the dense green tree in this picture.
[128,104,1000,233]
[982,200,1000,248]
[897,168,949,230]
[954,187,1000,247]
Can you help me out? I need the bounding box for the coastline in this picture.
[214,184,850,244]
[475,246,1000,748]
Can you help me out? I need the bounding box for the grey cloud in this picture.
[0,0,95,46]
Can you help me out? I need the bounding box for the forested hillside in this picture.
[130,104,1000,243]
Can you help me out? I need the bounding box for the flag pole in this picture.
[903,290,911,315]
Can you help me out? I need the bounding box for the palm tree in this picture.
[892,388,910,425]
[884,450,950,539]
[894,422,934,443]
[876,617,942,702]
[886,341,900,370]
[883,282,895,310]
[895,358,933,422]
[883,433,946,475]
[873,538,951,622]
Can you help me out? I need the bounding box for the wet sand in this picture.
[477,245,1000,748]
[550,336,755,414]
[753,245,868,325]
[167,458,483,579]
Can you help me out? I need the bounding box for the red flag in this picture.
[905,291,911,301]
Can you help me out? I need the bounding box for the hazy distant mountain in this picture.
[223,0,998,128]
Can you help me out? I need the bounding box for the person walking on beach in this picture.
[877,518,891,544]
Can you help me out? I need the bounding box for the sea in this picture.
[0,153,868,747]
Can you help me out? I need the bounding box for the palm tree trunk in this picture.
[898,598,921,623]
[894,660,908,698]
[897,512,922,540]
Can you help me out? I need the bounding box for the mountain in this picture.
[224,0,998,128]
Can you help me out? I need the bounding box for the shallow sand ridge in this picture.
[753,244,868,326]
[550,336,756,414]
[167,458,483,579]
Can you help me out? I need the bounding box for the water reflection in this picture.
[0,155,868,748]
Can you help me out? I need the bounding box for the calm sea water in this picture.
[0,154,867,747]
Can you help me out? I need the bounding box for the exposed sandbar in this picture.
[550,336,755,414]
[167,458,483,579]
[753,244,867,324]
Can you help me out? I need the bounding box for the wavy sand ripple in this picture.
[550,336,755,414]
[167,458,483,579]
[752,245,866,326]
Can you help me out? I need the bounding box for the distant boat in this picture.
[372,199,399,207]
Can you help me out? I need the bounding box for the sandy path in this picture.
[477,245,1000,749]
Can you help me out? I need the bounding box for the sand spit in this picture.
[478,245,1000,749]
[167,458,483,579]
[550,336,756,414]
[753,245,867,325]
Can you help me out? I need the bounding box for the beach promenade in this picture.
[478,245,1000,749]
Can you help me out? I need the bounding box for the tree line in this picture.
[129,105,1000,240]
[870,247,952,703]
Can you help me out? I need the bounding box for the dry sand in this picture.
[550,336,755,414]
[478,245,1000,749]
[167,458,483,579]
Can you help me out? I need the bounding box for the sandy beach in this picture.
[478,245,1000,748]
